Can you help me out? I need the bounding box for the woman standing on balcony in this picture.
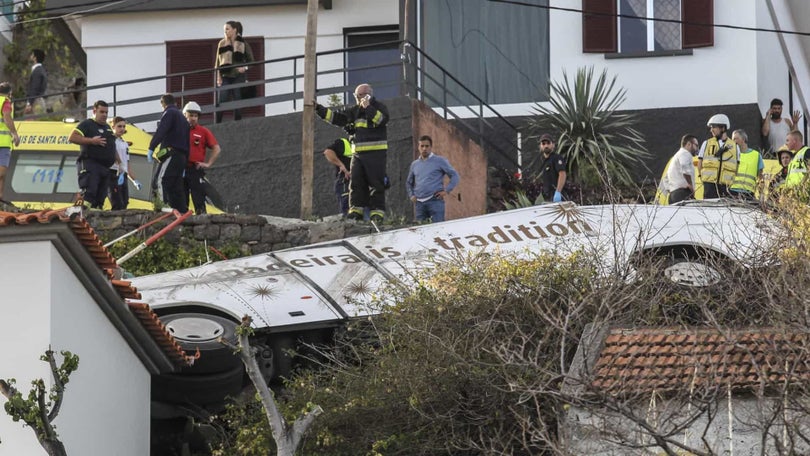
[215,20,253,123]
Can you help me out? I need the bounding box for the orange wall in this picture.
[410,100,488,220]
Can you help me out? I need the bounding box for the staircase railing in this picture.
[26,40,522,168]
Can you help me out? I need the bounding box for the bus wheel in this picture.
[162,313,241,375]
[661,254,723,289]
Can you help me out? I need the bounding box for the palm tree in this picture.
[529,67,650,193]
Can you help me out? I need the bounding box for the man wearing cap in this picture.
[183,101,221,214]
[538,133,566,203]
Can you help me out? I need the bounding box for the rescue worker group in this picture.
[6,81,805,218]
[662,102,808,204]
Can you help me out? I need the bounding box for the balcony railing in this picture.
[25,40,522,168]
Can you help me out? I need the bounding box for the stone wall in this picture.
[85,210,391,256]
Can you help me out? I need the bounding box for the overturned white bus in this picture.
[132,201,778,413]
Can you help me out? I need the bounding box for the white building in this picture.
[0,209,191,455]
[44,0,809,117]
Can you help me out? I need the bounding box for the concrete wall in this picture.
[411,100,488,218]
[457,103,763,182]
[0,241,151,455]
[50,246,151,456]
[206,96,417,219]
[565,397,810,456]
[0,242,53,456]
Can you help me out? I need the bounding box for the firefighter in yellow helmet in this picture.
[697,114,739,199]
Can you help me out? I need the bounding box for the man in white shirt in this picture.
[762,98,801,156]
[666,135,699,204]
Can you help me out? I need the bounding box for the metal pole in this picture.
[300,0,318,219]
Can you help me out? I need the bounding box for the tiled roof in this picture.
[0,209,192,367]
[590,327,810,394]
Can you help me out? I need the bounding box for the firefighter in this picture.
[316,83,389,223]
[697,114,738,199]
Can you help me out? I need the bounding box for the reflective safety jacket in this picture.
[784,146,809,188]
[700,137,738,185]
[316,98,389,154]
[730,148,761,193]
[0,95,13,149]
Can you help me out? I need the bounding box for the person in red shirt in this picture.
[183,101,221,214]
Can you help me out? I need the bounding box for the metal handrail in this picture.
[25,39,522,167]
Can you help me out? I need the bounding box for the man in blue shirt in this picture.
[406,135,460,223]
[148,93,190,213]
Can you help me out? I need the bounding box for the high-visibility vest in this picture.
[700,137,738,185]
[730,149,761,193]
[0,95,13,149]
[340,138,352,157]
[784,146,809,188]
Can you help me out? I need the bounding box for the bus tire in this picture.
[161,313,241,375]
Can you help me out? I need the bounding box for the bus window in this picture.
[10,153,79,195]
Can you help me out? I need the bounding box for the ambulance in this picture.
[4,120,224,212]
[131,201,781,414]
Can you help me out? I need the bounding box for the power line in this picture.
[0,0,131,20]
[487,0,810,37]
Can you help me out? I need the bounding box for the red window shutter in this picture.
[166,37,265,122]
[682,0,713,48]
[582,0,617,53]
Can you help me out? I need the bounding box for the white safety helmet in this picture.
[183,101,202,114]
[706,113,730,129]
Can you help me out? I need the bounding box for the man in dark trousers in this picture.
[322,136,353,217]
[24,49,47,116]
[316,83,389,223]
[69,100,118,208]
[148,93,190,213]
[538,133,567,203]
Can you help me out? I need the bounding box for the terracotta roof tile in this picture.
[127,302,198,366]
[0,209,191,367]
[590,327,810,395]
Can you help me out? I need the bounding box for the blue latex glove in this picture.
[132,180,142,191]
[553,191,563,203]
[147,149,154,163]
[117,173,125,186]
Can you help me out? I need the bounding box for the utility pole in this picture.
[300,0,318,219]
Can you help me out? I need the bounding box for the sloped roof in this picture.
[0,209,193,368]
[585,326,810,395]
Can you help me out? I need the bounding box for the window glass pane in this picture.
[619,0,647,53]
[10,153,77,195]
[653,0,681,51]
[421,0,549,105]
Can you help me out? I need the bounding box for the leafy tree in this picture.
[198,189,810,455]
[529,66,650,195]
[105,236,246,276]
[3,0,78,113]
[0,349,79,456]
